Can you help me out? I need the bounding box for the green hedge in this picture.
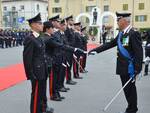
[89,27,98,36]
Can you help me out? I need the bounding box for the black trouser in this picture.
[144,64,149,74]
[73,55,80,77]
[66,53,73,81]
[12,39,16,47]
[8,38,12,47]
[52,65,60,96]
[59,63,66,88]
[0,39,4,48]
[30,79,47,113]
[82,54,87,70]
[5,38,9,48]
[120,75,138,113]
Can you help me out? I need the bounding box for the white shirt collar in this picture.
[44,32,51,36]
[32,30,40,38]
[54,28,59,32]
[60,31,64,34]
[123,25,132,34]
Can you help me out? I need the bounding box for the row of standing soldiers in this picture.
[0,29,30,48]
[23,13,88,113]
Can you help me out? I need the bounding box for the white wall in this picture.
[2,0,48,28]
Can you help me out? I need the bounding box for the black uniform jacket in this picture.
[145,32,150,57]
[81,35,88,51]
[44,32,75,65]
[74,32,83,49]
[23,33,47,80]
[93,29,143,75]
[64,27,75,46]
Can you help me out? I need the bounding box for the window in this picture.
[52,7,62,13]
[3,6,7,11]
[88,0,94,1]
[103,16,109,23]
[139,3,144,10]
[20,5,24,10]
[12,6,16,11]
[135,15,147,22]
[37,4,40,11]
[123,4,128,10]
[104,5,109,11]
[54,0,60,3]
[86,6,96,12]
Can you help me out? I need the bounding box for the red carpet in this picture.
[0,64,26,91]
[87,43,100,50]
[0,44,99,91]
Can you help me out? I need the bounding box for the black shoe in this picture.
[45,107,54,113]
[60,96,65,99]
[80,70,88,73]
[118,111,136,113]
[64,87,70,90]
[56,91,65,99]
[66,80,77,85]
[74,76,83,79]
[144,73,148,76]
[83,70,88,73]
[59,87,67,92]
[50,96,61,101]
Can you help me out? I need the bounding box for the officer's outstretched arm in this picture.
[88,37,117,55]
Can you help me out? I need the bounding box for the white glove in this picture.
[62,63,67,67]
[73,54,77,59]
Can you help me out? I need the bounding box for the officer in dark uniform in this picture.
[58,19,73,92]
[73,22,83,79]
[4,30,9,48]
[102,31,107,44]
[44,20,83,101]
[0,29,4,48]
[144,30,150,76]
[23,13,54,113]
[64,15,77,85]
[15,30,20,46]
[89,12,143,113]
[11,29,16,47]
[80,26,88,73]
[49,15,66,101]
[8,30,12,47]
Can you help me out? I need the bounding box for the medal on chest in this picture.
[122,35,129,46]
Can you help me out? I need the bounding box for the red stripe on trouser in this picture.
[66,67,68,80]
[80,58,83,71]
[73,60,77,75]
[49,69,53,97]
[33,81,38,113]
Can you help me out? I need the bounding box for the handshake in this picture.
[88,49,97,55]
[74,48,97,55]
[74,48,87,54]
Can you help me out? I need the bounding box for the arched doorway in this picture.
[75,13,92,25]
[100,12,118,38]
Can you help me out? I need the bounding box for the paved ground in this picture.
[0,47,150,113]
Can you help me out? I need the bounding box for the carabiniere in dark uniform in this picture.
[23,13,53,113]
[89,12,143,113]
